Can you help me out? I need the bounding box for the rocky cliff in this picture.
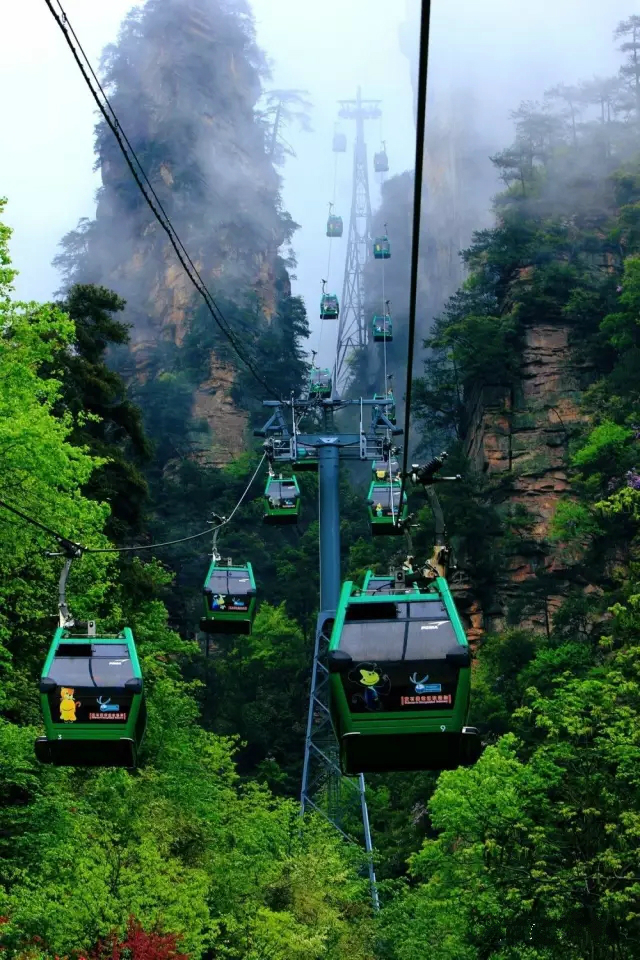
[56,0,298,463]
[460,323,591,635]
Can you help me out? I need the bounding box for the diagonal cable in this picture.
[43,0,280,399]
[0,454,265,556]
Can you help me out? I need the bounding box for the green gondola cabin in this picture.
[309,368,332,399]
[373,391,396,424]
[372,457,400,481]
[367,479,407,534]
[328,574,481,774]
[294,443,319,471]
[372,314,392,342]
[200,560,256,635]
[373,149,389,173]
[264,474,301,525]
[373,236,391,259]
[35,627,146,768]
[326,215,344,238]
[320,293,339,319]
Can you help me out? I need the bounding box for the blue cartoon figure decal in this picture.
[409,672,441,694]
[349,662,391,711]
[97,696,120,713]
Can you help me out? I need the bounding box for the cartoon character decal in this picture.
[59,687,80,723]
[211,594,226,611]
[400,671,453,708]
[348,662,391,711]
[97,696,120,713]
[409,672,442,694]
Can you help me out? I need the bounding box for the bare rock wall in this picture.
[462,323,589,635]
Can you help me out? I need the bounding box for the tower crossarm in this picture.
[337,100,382,120]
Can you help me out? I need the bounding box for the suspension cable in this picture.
[46,0,258,354]
[0,499,82,553]
[0,455,265,556]
[376,224,393,523]
[43,0,280,401]
[81,526,219,554]
[216,454,266,530]
[381,225,389,398]
[318,203,334,358]
[211,453,266,558]
[397,0,432,524]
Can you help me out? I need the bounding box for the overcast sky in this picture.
[1,0,636,363]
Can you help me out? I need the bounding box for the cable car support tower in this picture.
[256,396,400,911]
[335,89,381,387]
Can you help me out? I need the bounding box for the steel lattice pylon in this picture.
[300,611,379,910]
[335,88,381,388]
[258,399,394,911]
[300,611,347,830]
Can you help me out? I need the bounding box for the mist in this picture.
[0,0,637,370]
[250,0,636,365]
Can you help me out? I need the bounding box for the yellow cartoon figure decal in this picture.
[359,667,381,686]
[348,662,391,711]
[59,687,80,723]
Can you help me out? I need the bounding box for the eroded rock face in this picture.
[192,357,248,465]
[450,575,485,651]
[59,0,287,466]
[463,324,589,634]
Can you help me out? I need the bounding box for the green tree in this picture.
[50,284,150,539]
[615,16,640,119]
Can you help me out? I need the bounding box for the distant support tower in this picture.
[335,88,381,387]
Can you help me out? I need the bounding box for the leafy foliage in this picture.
[10,4,640,957]
[373,16,640,958]
[0,210,373,958]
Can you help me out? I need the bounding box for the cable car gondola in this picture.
[367,479,408,535]
[35,627,146,768]
[264,474,301,525]
[373,391,396,424]
[372,314,392,342]
[373,143,389,173]
[333,131,347,153]
[373,236,391,259]
[328,574,481,774]
[372,457,400,481]
[309,368,332,399]
[200,559,257,635]
[294,443,319,471]
[320,293,339,319]
[326,214,344,238]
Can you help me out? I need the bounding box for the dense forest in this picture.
[3,0,640,957]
